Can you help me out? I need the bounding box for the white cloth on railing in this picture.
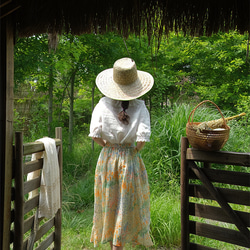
[27,137,61,218]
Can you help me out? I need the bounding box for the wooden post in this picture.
[14,132,24,249]
[181,137,190,250]
[0,17,7,249]
[54,127,62,249]
[0,16,14,250]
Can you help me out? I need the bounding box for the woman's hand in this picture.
[136,141,145,152]
[92,137,106,147]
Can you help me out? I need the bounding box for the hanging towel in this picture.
[27,137,61,218]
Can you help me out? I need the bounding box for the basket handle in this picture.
[188,100,227,126]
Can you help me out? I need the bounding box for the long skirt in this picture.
[90,143,153,247]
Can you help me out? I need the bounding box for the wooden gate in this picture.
[9,127,63,249]
[181,137,250,250]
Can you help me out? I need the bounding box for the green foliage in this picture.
[150,191,181,248]
[14,31,249,249]
[62,208,94,249]
[181,32,249,111]
[143,104,192,193]
[14,31,249,137]
[223,118,250,153]
[63,176,94,210]
[149,31,249,111]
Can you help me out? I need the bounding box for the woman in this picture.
[89,58,154,249]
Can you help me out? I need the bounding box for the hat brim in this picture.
[96,68,154,101]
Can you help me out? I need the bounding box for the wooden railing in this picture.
[10,127,63,250]
[181,137,250,250]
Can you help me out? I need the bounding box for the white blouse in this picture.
[89,97,151,144]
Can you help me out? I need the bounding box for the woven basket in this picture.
[186,100,230,151]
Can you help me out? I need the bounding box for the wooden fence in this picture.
[181,137,250,250]
[10,127,63,250]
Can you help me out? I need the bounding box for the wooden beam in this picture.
[190,221,250,248]
[189,184,250,206]
[0,16,14,250]
[0,16,7,249]
[186,148,250,166]
[23,138,61,156]
[189,202,250,227]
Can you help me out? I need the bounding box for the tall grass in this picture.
[143,104,192,193]
[150,188,181,248]
[61,102,249,249]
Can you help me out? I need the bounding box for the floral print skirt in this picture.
[90,143,153,247]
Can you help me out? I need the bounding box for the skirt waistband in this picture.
[105,142,135,148]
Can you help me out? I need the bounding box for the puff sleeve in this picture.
[88,102,102,138]
[136,103,151,142]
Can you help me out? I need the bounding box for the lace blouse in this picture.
[89,97,151,144]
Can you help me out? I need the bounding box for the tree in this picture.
[14,31,249,143]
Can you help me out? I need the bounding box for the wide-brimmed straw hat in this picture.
[96,57,154,100]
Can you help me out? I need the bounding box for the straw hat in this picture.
[96,57,154,100]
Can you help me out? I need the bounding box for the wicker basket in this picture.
[186,100,230,151]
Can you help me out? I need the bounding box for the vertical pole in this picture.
[0,16,14,250]
[180,137,190,250]
[14,132,24,249]
[0,17,7,249]
[55,127,62,249]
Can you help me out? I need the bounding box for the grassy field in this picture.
[60,102,249,249]
[61,190,181,250]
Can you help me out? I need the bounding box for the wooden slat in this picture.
[0,0,12,9]
[35,232,55,250]
[189,168,250,187]
[190,221,250,248]
[186,148,250,166]
[190,242,217,250]
[189,184,250,206]
[23,218,55,249]
[23,139,61,156]
[24,159,43,175]
[189,203,250,226]
[23,177,41,195]
[24,196,39,215]
[23,239,28,249]
[35,217,55,242]
[24,215,35,234]
[0,5,20,19]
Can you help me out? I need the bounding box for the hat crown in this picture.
[113,58,138,85]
